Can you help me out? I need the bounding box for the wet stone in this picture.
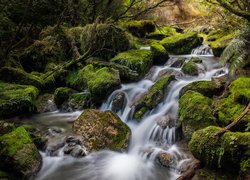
[156,115,175,129]
[156,152,173,167]
[70,145,87,157]
[170,57,186,68]
[111,92,126,113]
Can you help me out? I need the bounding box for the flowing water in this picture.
[25,46,227,180]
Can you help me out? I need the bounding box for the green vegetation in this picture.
[181,61,199,76]
[0,127,41,177]
[111,50,153,78]
[189,126,250,172]
[54,87,74,107]
[0,82,38,118]
[161,32,202,54]
[146,25,177,40]
[150,43,169,65]
[134,75,175,120]
[179,91,217,140]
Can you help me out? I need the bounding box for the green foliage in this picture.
[111,49,153,78]
[181,61,199,76]
[146,25,177,40]
[189,126,250,172]
[0,82,39,118]
[179,91,217,140]
[161,32,202,54]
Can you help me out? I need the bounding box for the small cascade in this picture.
[191,44,213,56]
[33,50,228,180]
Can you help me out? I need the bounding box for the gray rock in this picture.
[111,92,126,113]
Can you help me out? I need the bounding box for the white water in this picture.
[33,47,227,180]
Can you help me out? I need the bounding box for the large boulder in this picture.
[0,127,42,178]
[178,90,217,140]
[66,64,121,101]
[134,75,175,120]
[179,80,221,98]
[189,126,250,173]
[80,24,130,60]
[150,43,169,65]
[214,77,250,129]
[0,82,39,118]
[73,109,131,151]
[110,49,153,79]
[161,32,202,55]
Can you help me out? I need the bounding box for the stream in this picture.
[22,45,227,180]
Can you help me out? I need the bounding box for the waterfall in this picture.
[33,52,227,180]
[191,44,214,56]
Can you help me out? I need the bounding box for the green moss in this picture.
[0,170,8,178]
[134,75,175,121]
[190,56,202,63]
[207,29,229,42]
[123,20,155,38]
[181,61,199,76]
[0,82,39,118]
[81,65,121,100]
[210,32,237,57]
[146,25,176,40]
[0,127,41,177]
[189,126,250,172]
[180,81,219,98]
[179,91,217,140]
[161,32,202,54]
[54,87,74,107]
[214,77,250,127]
[0,67,44,88]
[150,43,169,65]
[69,93,92,109]
[111,49,153,78]
[80,24,130,60]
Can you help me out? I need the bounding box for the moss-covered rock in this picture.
[0,127,42,178]
[150,43,169,65]
[80,24,130,60]
[189,126,250,172]
[190,56,203,63]
[62,93,92,112]
[73,109,131,151]
[0,121,15,136]
[0,82,39,118]
[214,77,250,128]
[20,26,71,72]
[161,32,202,54]
[66,65,121,101]
[179,91,217,140]
[210,33,236,57]
[179,81,220,98]
[181,61,199,76]
[124,20,155,38]
[146,25,176,40]
[134,75,175,120]
[85,58,139,81]
[54,87,74,107]
[0,67,44,88]
[110,49,153,79]
[207,29,229,42]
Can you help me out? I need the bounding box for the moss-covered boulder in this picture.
[0,83,39,118]
[214,77,250,128]
[67,65,121,101]
[80,24,130,60]
[110,49,153,79]
[179,81,220,98]
[189,126,250,172]
[134,75,175,120]
[124,20,155,38]
[73,109,131,151]
[0,67,44,88]
[54,87,74,107]
[190,56,202,63]
[150,43,169,65]
[210,33,236,57]
[85,58,139,81]
[0,127,42,178]
[146,25,176,40]
[179,91,217,140]
[161,32,202,55]
[181,61,199,76]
